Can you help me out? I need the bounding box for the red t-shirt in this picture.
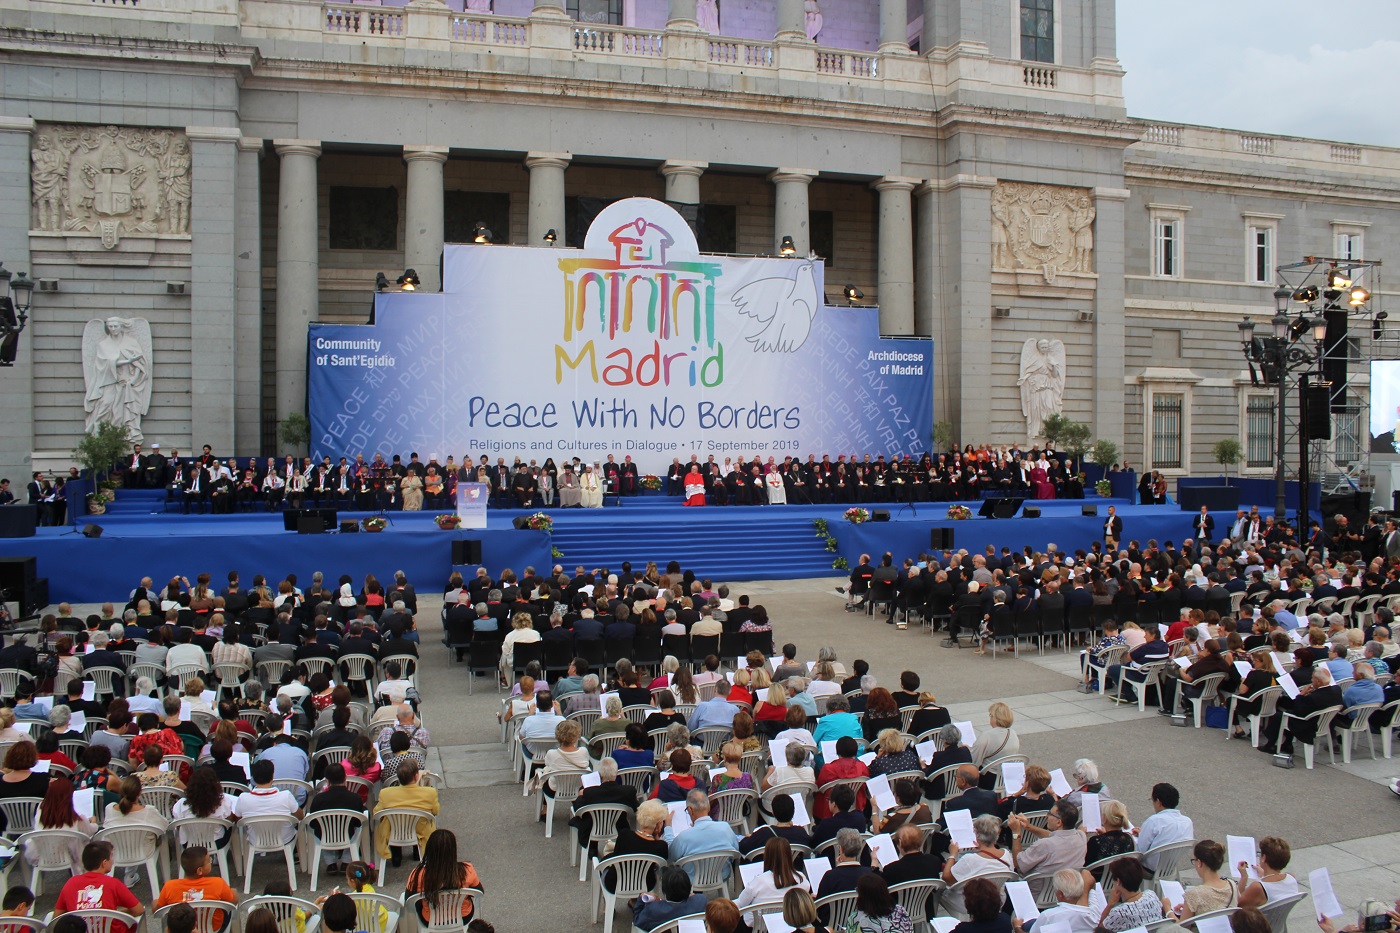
[57,872,140,933]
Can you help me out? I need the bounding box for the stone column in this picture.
[659,160,707,205]
[921,0,937,54]
[531,0,565,13]
[186,127,243,451]
[769,167,818,256]
[1092,187,1131,446]
[913,180,940,339]
[273,139,321,432]
[667,0,698,29]
[0,117,34,486]
[234,137,263,453]
[873,176,918,335]
[934,174,996,443]
[403,146,448,291]
[775,0,806,40]
[525,152,571,247]
[879,0,911,54]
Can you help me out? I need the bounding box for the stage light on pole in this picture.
[1292,285,1319,303]
[1327,266,1352,289]
[1373,311,1388,340]
[374,272,389,292]
[543,228,557,244]
[396,269,419,291]
[1349,286,1371,306]
[844,284,863,305]
[779,236,796,257]
[474,222,494,244]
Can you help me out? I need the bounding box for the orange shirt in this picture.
[155,877,238,927]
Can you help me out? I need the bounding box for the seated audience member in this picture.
[1008,799,1086,876]
[739,793,812,855]
[1135,782,1193,871]
[1174,839,1239,919]
[632,866,707,933]
[1096,857,1164,932]
[849,873,915,933]
[154,846,238,927]
[812,784,867,849]
[1084,799,1136,875]
[733,837,808,926]
[663,789,740,881]
[1031,868,1098,933]
[951,876,1011,933]
[1237,836,1300,908]
[815,828,874,923]
[54,840,144,926]
[813,736,869,819]
[940,814,1013,916]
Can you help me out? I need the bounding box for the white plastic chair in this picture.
[1223,685,1281,746]
[1087,645,1130,695]
[1340,702,1382,763]
[238,814,300,892]
[301,808,367,889]
[814,890,862,928]
[1180,672,1227,727]
[139,785,184,821]
[1279,705,1343,769]
[710,787,758,834]
[675,847,739,898]
[591,852,668,933]
[169,817,239,880]
[94,824,164,895]
[888,878,945,932]
[0,798,43,843]
[1142,838,1196,882]
[538,769,588,839]
[15,828,87,895]
[48,908,147,933]
[347,891,401,933]
[234,894,321,933]
[402,889,479,933]
[571,803,633,879]
[1115,660,1169,711]
[1379,698,1400,759]
[372,806,435,885]
[1257,890,1308,932]
[153,900,236,933]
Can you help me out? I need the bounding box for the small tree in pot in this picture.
[1213,439,1242,486]
[71,420,133,509]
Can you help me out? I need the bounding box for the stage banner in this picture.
[456,482,489,528]
[308,198,933,473]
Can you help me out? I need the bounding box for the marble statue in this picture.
[697,0,719,33]
[29,123,191,248]
[83,316,153,441]
[990,182,1095,283]
[804,0,823,40]
[1017,337,1066,442]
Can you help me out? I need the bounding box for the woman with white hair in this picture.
[1061,758,1110,808]
[941,813,1013,916]
[647,655,680,691]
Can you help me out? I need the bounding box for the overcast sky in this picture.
[1117,0,1400,148]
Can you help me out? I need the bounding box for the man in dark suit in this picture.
[603,604,637,641]
[80,631,124,672]
[815,828,874,924]
[0,635,39,677]
[1103,505,1123,550]
[937,765,1000,825]
[1260,666,1344,760]
[878,823,944,886]
[1191,506,1215,546]
[541,614,574,650]
[571,609,605,643]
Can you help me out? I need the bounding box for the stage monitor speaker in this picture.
[1082,505,1098,517]
[978,499,998,518]
[452,539,484,565]
[512,516,530,530]
[339,520,359,534]
[82,524,103,538]
[297,513,325,534]
[1023,506,1041,518]
[25,578,48,617]
[871,509,890,522]
[993,498,1024,519]
[930,528,955,550]
[282,510,301,532]
[0,557,36,612]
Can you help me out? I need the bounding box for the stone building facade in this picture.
[1,0,1395,491]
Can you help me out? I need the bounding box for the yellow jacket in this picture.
[373,784,440,858]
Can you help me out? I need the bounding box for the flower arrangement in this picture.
[844,507,870,524]
[524,512,553,532]
[362,516,387,533]
[640,474,663,491]
[1095,478,1113,497]
[946,504,972,520]
[551,546,565,559]
[813,518,830,536]
[434,514,461,530]
[832,556,850,571]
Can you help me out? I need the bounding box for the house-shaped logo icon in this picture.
[608,218,675,268]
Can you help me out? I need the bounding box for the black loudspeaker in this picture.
[26,578,48,617]
[339,520,359,534]
[512,516,530,530]
[452,539,484,565]
[0,557,35,605]
[994,498,1023,519]
[297,513,325,534]
[82,524,104,538]
[1082,505,1098,517]
[871,510,890,522]
[1023,506,1042,518]
[930,528,955,549]
[978,499,998,518]
[1303,383,1331,440]
[1323,308,1348,412]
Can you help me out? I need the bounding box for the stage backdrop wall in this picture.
[308,198,933,474]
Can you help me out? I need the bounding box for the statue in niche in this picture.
[990,182,1095,283]
[697,0,719,33]
[29,123,190,247]
[804,0,823,40]
[1017,337,1066,442]
[83,316,153,442]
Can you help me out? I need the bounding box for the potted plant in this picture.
[946,504,972,520]
[1213,439,1242,485]
[640,474,662,493]
[362,516,387,533]
[88,489,112,514]
[71,420,132,509]
[843,507,870,524]
[1095,478,1113,497]
[551,546,564,559]
[832,556,850,571]
[434,513,461,530]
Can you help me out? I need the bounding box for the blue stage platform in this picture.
[0,490,1269,605]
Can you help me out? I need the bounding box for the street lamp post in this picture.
[0,263,35,367]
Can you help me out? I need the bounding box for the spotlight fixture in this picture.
[543,229,557,244]
[375,272,390,292]
[844,284,863,304]
[1373,311,1389,340]
[473,222,494,244]
[1349,286,1371,306]
[1327,266,1352,289]
[396,268,420,291]
[1292,285,1319,303]
[1287,316,1311,342]
[779,236,796,257]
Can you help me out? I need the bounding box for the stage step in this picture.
[549,516,836,582]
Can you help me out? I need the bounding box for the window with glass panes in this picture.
[1151,393,1183,469]
[1248,224,1273,284]
[1021,0,1054,62]
[1246,396,1274,468]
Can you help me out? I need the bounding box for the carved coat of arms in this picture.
[990,182,1096,282]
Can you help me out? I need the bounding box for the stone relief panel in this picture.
[30,124,192,248]
[990,182,1095,283]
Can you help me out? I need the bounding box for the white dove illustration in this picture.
[731,261,819,353]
